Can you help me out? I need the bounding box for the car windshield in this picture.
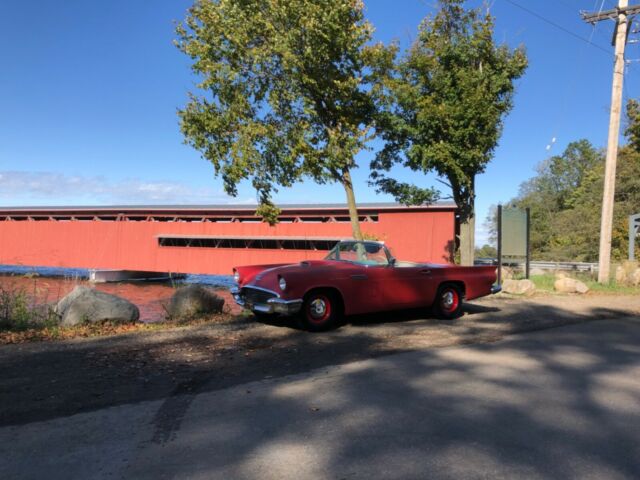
[325,241,391,266]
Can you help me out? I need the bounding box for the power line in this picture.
[502,0,613,55]
[588,0,608,43]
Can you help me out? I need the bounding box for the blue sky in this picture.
[1,0,638,245]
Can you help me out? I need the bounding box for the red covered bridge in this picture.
[0,202,456,276]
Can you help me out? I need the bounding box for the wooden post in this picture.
[582,0,632,283]
[525,207,531,279]
[497,204,503,285]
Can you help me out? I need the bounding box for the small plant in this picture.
[0,285,58,331]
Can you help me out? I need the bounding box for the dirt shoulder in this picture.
[1,293,638,427]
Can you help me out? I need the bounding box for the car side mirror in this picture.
[389,257,397,267]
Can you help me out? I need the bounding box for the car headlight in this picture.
[233,270,240,283]
[278,276,287,291]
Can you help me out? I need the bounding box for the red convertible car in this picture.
[231,240,500,331]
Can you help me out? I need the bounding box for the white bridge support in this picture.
[89,270,185,283]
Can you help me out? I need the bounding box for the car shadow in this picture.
[252,301,502,330]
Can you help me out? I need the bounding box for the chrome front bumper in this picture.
[231,287,303,315]
[491,284,502,294]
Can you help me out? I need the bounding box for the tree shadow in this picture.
[125,317,640,479]
[0,300,636,438]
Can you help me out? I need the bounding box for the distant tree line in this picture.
[484,100,640,262]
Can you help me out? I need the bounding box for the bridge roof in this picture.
[0,201,457,215]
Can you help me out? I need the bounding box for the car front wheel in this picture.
[434,284,463,319]
[300,290,341,332]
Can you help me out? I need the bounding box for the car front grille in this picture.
[241,287,277,305]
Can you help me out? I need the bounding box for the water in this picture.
[0,265,236,287]
[0,265,240,322]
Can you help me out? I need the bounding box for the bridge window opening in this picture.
[158,236,340,251]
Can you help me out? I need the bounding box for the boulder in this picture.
[502,279,536,296]
[168,285,224,319]
[501,267,516,280]
[555,271,569,279]
[615,261,639,285]
[575,280,590,294]
[529,267,546,276]
[554,277,589,294]
[56,286,139,327]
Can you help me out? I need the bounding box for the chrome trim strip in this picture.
[232,285,302,315]
[241,285,281,298]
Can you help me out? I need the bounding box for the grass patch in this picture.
[0,285,58,331]
[529,274,556,292]
[528,273,640,295]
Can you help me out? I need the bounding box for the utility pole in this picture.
[581,1,640,283]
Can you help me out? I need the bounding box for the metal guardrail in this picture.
[475,258,599,272]
[525,261,598,272]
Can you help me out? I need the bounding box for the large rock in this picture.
[56,286,139,327]
[501,267,516,280]
[615,261,639,285]
[502,279,536,296]
[554,277,589,294]
[168,285,225,319]
[529,267,546,276]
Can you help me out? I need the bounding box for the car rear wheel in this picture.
[434,283,463,319]
[300,290,341,332]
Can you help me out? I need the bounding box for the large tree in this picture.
[176,0,392,239]
[371,0,527,264]
[512,140,604,261]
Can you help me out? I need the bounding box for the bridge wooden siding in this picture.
[0,203,456,275]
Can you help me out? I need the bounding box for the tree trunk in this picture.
[459,212,475,266]
[455,177,475,266]
[342,168,363,241]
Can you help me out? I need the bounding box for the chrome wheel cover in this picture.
[442,291,455,308]
[309,298,327,318]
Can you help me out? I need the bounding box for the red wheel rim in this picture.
[440,288,459,313]
[306,294,331,325]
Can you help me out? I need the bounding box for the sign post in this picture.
[498,206,530,279]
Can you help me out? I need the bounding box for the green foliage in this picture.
[529,274,556,292]
[627,99,640,152]
[503,137,640,262]
[530,273,640,295]
[511,140,604,261]
[371,0,528,223]
[475,244,497,258]
[176,0,394,235]
[0,286,57,332]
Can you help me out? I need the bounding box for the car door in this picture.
[335,263,386,315]
[372,265,421,309]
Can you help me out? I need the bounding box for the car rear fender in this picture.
[448,266,497,300]
[437,280,466,298]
